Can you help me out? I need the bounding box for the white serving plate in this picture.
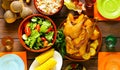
[29,50,63,70]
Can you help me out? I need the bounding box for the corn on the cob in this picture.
[35,58,57,70]
[35,49,54,64]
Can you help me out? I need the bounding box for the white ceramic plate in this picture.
[0,54,24,70]
[29,50,63,70]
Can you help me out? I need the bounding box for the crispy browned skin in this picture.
[66,36,78,54]
[63,13,87,39]
[64,13,99,57]
[73,29,87,48]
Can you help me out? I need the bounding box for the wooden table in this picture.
[1,0,120,70]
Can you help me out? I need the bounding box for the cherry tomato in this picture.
[36,24,40,31]
[41,37,46,41]
[46,26,53,33]
[25,26,31,36]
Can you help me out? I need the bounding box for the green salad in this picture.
[22,16,54,50]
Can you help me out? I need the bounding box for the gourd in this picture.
[10,1,23,13]
[4,10,17,23]
[20,7,33,18]
[2,0,33,23]
[1,0,13,10]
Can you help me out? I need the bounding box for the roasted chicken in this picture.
[63,13,100,59]
[63,13,87,39]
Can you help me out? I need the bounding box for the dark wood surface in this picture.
[1,0,120,70]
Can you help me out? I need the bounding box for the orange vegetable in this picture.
[46,26,53,33]
[36,24,40,31]
[24,26,31,36]
[44,40,48,47]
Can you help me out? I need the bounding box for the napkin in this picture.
[98,52,120,70]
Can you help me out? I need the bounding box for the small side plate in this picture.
[97,0,120,19]
[0,54,24,70]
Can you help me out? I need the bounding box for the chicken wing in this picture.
[63,13,87,39]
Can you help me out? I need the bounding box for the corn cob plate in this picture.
[29,50,63,70]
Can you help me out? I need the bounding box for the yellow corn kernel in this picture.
[35,58,57,70]
[35,49,54,64]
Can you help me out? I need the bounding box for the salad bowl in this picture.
[18,14,57,52]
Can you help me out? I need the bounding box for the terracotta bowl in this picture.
[59,17,102,62]
[34,0,64,16]
[18,14,57,52]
